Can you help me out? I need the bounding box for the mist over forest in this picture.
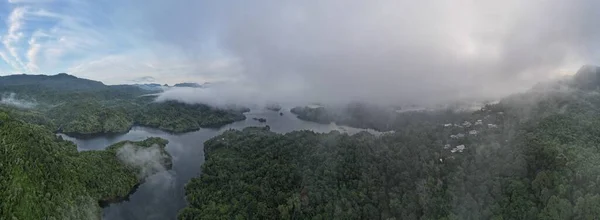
[3,0,600,220]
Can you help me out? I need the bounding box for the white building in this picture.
[444,123,452,127]
[488,124,498,128]
[474,120,483,125]
[469,130,478,135]
[451,145,466,153]
[463,121,472,127]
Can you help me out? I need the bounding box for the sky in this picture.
[1,0,600,105]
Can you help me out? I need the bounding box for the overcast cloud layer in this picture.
[1,0,600,105]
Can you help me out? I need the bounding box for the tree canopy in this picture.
[0,111,172,219]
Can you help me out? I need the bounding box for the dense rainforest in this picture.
[0,110,173,219]
[0,73,247,136]
[180,66,600,219]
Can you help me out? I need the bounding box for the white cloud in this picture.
[0,51,21,72]
[116,143,170,179]
[25,33,41,72]
[0,1,120,75]
[1,6,28,71]
[8,0,53,3]
[1,6,71,73]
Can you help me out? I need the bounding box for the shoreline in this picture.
[57,116,247,139]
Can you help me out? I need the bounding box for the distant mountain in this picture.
[174,82,202,88]
[0,73,151,103]
[134,83,164,91]
[0,73,106,91]
[130,76,156,83]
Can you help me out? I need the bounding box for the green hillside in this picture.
[0,111,173,219]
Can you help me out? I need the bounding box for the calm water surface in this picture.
[60,109,380,220]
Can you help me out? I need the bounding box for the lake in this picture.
[60,109,381,220]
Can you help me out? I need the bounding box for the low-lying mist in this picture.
[0,93,37,109]
[116,144,171,179]
[154,79,535,114]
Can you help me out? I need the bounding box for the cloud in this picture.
[7,0,52,3]
[156,75,330,108]
[0,92,37,108]
[25,33,41,72]
[0,51,21,71]
[147,0,600,106]
[156,84,266,108]
[116,143,170,179]
[1,6,27,71]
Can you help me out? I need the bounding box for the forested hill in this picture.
[0,73,151,102]
[0,73,106,91]
[0,73,247,135]
[0,110,173,219]
[180,66,600,219]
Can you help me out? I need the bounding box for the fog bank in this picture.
[137,0,600,106]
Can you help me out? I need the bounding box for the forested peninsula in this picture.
[0,73,247,136]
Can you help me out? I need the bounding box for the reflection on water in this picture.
[60,109,383,220]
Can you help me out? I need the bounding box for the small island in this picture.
[252,117,267,123]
